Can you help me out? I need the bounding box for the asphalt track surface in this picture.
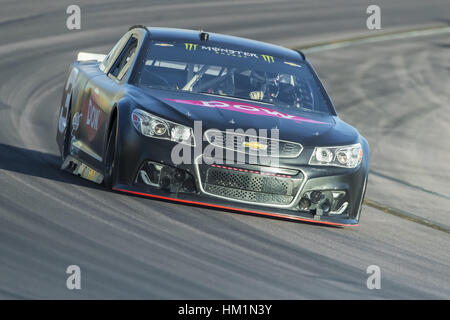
[0,0,449,299]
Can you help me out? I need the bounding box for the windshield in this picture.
[138,41,333,114]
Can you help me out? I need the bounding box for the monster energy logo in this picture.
[261,54,274,63]
[182,43,275,63]
[185,43,198,51]
[200,46,259,58]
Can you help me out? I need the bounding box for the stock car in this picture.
[56,25,369,227]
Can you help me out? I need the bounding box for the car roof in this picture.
[145,27,304,62]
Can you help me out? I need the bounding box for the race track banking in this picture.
[0,0,449,299]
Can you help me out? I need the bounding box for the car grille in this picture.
[199,163,304,206]
[204,129,303,158]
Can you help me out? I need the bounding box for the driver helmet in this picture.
[249,70,280,98]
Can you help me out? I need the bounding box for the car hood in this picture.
[129,87,360,146]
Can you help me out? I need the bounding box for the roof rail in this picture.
[128,25,151,34]
[294,49,306,60]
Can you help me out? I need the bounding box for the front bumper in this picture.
[114,128,368,227]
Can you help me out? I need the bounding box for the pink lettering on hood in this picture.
[165,99,329,125]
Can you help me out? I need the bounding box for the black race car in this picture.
[56,26,369,227]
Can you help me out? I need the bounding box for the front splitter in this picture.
[112,184,359,227]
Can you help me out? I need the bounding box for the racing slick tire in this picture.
[103,119,117,189]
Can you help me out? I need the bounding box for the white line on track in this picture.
[301,25,450,53]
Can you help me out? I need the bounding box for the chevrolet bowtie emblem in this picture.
[243,141,267,150]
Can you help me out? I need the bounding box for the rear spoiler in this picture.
[77,52,106,62]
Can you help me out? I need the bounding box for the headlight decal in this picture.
[131,109,195,146]
[309,143,362,168]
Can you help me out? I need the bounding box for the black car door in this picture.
[76,31,142,170]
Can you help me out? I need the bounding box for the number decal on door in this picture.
[58,67,79,133]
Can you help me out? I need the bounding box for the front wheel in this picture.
[103,121,117,189]
[61,108,72,162]
[355,177,368,222]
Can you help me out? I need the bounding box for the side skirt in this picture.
[62,155,104,184]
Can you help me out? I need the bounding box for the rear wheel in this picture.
[103,120,117,189]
